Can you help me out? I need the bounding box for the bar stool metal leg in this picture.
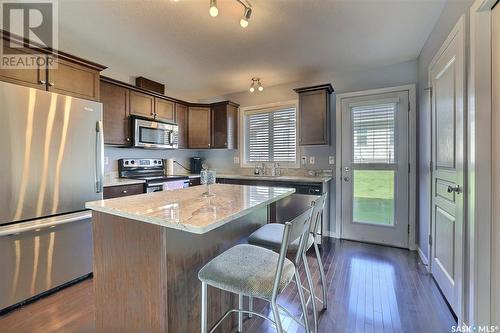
[314,242,328,309]
[303,254,318,333]
[295,271,311,333]
[201,282,208,333]
[271,300,284,333]
[248,296,253,318]
[238,294,243,332]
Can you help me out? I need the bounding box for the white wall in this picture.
[416,0,474,261]
[200,59,418,236]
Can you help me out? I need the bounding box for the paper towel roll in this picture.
[166,158,175,175]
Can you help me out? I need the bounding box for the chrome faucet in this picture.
[271,162,281,176]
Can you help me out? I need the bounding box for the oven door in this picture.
[133,117,178,149]
[146,183,165,193]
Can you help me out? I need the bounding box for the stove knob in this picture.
[125,161,129,165]
[131,160,135,165]
[153,160,157,164]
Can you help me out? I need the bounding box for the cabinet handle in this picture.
[122,190,128,194]
[126,138,131,142]
[39,80,46,85]
[48,82,54,87]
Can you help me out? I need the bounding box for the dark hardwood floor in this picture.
[0,239,456,333]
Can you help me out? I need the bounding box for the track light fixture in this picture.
[240,6,252,28]
[208,0,253,28]
[249,78,263,93]
[209,0,218,17]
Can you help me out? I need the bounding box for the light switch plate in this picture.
[233,156,240,164]
[309,156,315,164]
[301,156,307,165]
[104,156,109,166]
[329,156,335,165]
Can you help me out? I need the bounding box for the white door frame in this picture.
[335,85,417,250]
[468,0,496,327]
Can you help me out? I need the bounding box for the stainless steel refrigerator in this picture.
[0,81,103,311]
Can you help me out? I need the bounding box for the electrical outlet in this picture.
[104,156,109,166]
[309,156,315,164]
[301,156,307,165]
[233,156,240,164]
[329,156,335,165]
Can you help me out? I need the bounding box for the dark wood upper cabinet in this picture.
[188,106,211,148]
[0,44,46,89]
[294,84,334,146]
[175,103,188,149]
[211,101,239,149]
[0,32,105,100]
[101,80,131,146]
[129,90,155,118]
[155,97,175,122]
[48,57,101,101]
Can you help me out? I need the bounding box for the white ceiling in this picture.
[58,0,446,101]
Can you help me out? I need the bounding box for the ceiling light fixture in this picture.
[209,0,218,17]
[210,0,252,28]
[240,6,252,28]
[249,78,263,93]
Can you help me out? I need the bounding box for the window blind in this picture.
[245,106,297,164]
[352,103,396,164]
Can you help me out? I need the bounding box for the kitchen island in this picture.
[85,184,295,333]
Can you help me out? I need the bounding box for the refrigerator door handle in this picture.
[95,121,104,193]
[0,211,92,237]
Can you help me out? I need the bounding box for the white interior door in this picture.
[429,17,465,317]
[340,91,409,248]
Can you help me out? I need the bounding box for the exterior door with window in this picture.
[341,91,409,248]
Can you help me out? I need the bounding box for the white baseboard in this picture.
[417,247,430,270]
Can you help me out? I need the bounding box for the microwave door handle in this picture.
[169,131,174,145]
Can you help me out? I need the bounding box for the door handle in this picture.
[447,185,462,194]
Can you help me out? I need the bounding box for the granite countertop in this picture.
[86,184,295,234]
[216,174,332,183]
[103,178,146,187]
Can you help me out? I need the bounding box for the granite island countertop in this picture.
[86,184,294,234]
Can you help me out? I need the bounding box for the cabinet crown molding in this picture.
[293,83,334,94]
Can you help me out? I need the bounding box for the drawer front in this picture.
[103,183,144,199]
[189,178,201,187]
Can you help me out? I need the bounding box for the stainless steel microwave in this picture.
[132,116,178,149]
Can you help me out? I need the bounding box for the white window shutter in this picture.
[245,105,297,164]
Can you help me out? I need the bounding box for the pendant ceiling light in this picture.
[209,0,218,17]
[249,78,263,93]
[208,0,253,28]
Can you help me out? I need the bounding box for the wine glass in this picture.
[201,169,216,197]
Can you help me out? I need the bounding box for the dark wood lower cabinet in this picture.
[189,178,201,186]
[92,207,268,333]
[103,183,145,199]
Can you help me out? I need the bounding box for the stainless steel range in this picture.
[118,158,189,192]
